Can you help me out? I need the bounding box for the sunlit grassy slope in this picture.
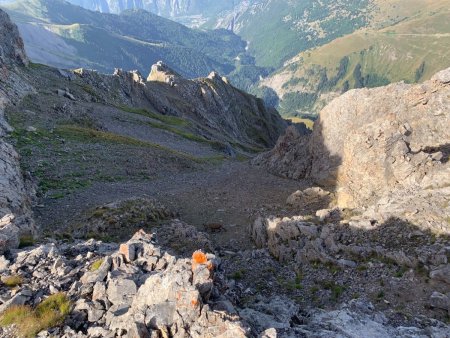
[264,0,450,116]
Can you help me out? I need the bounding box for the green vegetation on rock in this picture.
[2,275,23,287]
[0,293,71,338]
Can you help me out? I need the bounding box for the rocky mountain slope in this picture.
[1,0,246,78]
[4,0,449,115]
[214,0,371,69]
[0,5,286,251]
[262,0,450,116]
[1,5,450,338]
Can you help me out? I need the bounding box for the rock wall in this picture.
[254,68,450,229]
[310,68,450,208]
[0,9,35,254]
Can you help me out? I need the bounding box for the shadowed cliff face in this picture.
[0,9,28,67]
[0,8,35,254]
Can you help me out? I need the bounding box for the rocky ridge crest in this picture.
[75,61,287,151]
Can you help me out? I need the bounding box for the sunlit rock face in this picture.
[254,67,450,233]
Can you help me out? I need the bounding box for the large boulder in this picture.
[313,73,449,209]
[254,67,450,232]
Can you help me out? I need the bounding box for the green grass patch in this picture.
[118,105,188,126]
[356,264,368,271]
[146,120,208,143]
[0,305,30,325]
[118,106,234,152]
[120,106,230,151]
[320,280,346,301]
[28,62,48,70]
[331,284,345,301]
[377,290,385,300]
[230,269,246,280]
[278,272,304,291]
[10,128,56,149]
[230,141,264,154]
[285,117,314,130]
[310,286,320,293]
[36,293,71,318]
[394,266,408,278]
[90,259,104,271]
[55,125,201,162]
[2,275,23,288]
[56,125,152,147]
[76,83,102,101]
[39,177,91,195]
[324,262,341,274]
[18,235,35,248]
[0,293,72,338]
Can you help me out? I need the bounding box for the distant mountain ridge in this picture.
[64,0,235,17]
[1,0,246,78]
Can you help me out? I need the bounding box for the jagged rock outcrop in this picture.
[250,214,449,270]
[0,228,249,337]
[2,227,449,337]
[147,60,182,84]
[254,67,450,231]
[75,62,287,150]
[0,9,35,254]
